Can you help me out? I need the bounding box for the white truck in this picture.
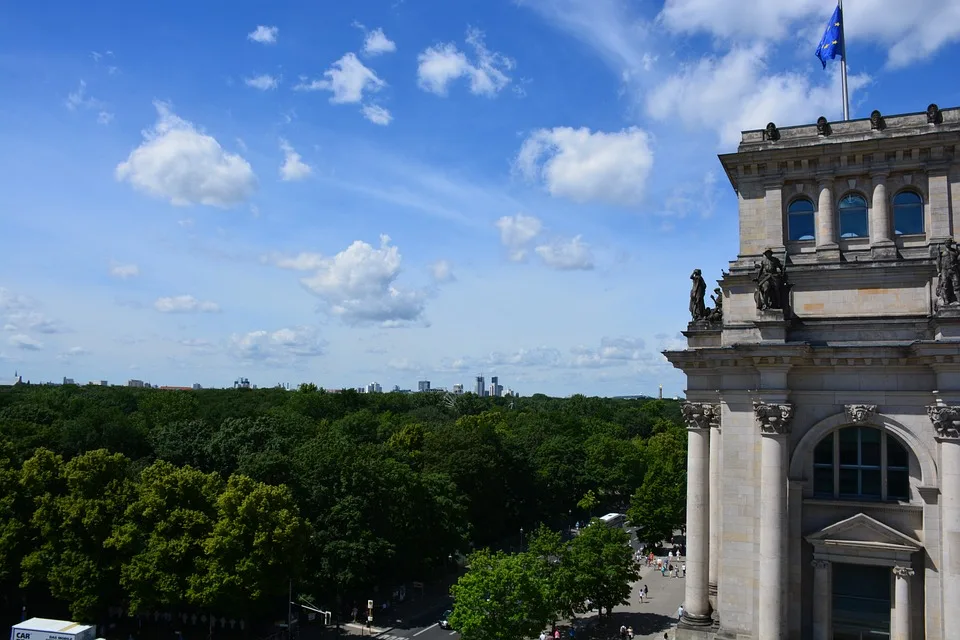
[10,618,96,640]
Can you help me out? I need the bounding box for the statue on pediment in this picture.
[754,249,787,311]
[936,239,960,308]
[689,269,707,321]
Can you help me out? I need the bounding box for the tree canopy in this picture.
[0,383,685,626]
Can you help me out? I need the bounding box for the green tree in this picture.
[449,549,552,640]
[0,439,25,589]
[191,475,311,617]
[107,460,224,612]
[627,429,686,545]
[20,449,135,620]
[567,521,638,618]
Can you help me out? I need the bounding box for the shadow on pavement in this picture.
[578,612,675,639]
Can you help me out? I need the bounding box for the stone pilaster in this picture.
[927,404,960,639]
[755,401,793,640]
[816,177,839,261]
[893,565,915,640]
[679,402,715,627]
[871,173,896,259]
[810,559,831,640]
[709,416,721,601]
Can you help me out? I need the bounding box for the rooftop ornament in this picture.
[764,122,780,142]
[816,116,831,136]
[870,110,885,131]
[927,103,943,125]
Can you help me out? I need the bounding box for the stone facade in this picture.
[665,106,960,640]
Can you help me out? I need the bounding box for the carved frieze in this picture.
[844,404,878,425]
[681,402,719,431]
[811,559,830,571]
[754,402,793,435]
[926,404,960,440]
[892,566,915,579]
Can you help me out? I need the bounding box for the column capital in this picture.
[815,173,835,187]
[682,402,719,431]
[926,404,960,440]
[871,171,890,184]
[754,401,793,435]
[893,565,915,579]
[811,559,830,570]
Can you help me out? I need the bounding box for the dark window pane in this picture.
[888,469,910,500]
[887,438,909,469]
[860,428,881,466]
[839,428,859,465]
[839,468,859,496]
[893,191,924,236]
[814,466,834,497]
[814,434,834,464]
[861,469,881,498]
[838,194,868,238]
[789,212,815,241]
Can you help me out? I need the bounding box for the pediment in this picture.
[806,513,921,553]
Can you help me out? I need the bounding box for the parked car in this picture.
[439,610,453,630]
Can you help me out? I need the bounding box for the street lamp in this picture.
[520,527,524,549]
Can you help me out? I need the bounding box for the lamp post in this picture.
[520,527,524,549]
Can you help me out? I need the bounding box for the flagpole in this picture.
[839,0,850,120]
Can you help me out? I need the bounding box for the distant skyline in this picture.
[3,1,960,396]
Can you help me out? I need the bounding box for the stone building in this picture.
[665,105,960,640]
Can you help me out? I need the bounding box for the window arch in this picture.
[893,190,924,236]
[838,193,868,239]
[787,197,815,241]
[812,426,910,501]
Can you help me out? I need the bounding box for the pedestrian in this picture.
[677,604,684,621]
[569,627,575,640]
[351,606,357,622]
[674,564,680,578]
[627,626,634,639]
[540,631,546,640]
[619,625,627,640]
[554,627,561,640]
[682,562,686,577]
[638,583,645,603]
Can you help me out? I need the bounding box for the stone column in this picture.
[816,177,839,261]
[679,402,714,627]
[893,566,914,640]
[928,405,960,638]
[811,559,832,640]
[756,401,793,640]
[709,417,721,600]
[871,173,896,259]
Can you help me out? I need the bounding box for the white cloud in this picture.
[515,126,654,207]
[97,111,114,125]
[659,0,960,68]
[9,334,42,351]
[271,235,427,326]
[279,139,312,181]
[363,28,397,56]
[58,346,89,360]
[109,263,140,279]
[645,46,871,147]
[487,347,563,368]
[153,295,221,313]
[362,104,393,126]
[229,326,326,364]
[115,101,257,208]
[534,235,594,270]
[65,80,105,111]
[417,27,514,97]
[431,259,455,283]
[248,25,279,44]
[294,53,385,104]
[569,336,650,368]
[244,74,280,90]
[0,288,62,334]
[495,214,543,262]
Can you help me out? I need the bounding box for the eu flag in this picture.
[815,4,844,69]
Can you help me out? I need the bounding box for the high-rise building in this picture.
[418,380,431,392]
[665,105,960,640]
[365,382,382,394]
[453,383,464,395]
[490,376,502,397]
[475,375,485,396]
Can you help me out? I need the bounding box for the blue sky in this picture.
[2,0,960,396]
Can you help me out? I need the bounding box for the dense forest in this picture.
[0,383,687,632]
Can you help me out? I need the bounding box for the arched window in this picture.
[893,190,924,235]
[838,194,868,238]
[787,198,815,241]
[812,426,910,501]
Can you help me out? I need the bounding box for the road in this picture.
[342,619,457,640]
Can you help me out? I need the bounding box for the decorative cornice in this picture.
[926,404,960,440]
[893,566,915,579]
[844,404,878,425]
[754,402,793,435]
[811,559,830,570]
[681,402,719,431]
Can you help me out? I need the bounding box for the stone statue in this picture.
[816,116,830,136]
[753,249,787,311]
[764,122,780,142]
[936,239,960,307]
[708,287,723,322]
[689,269,707,321]
[870,110,884,131]
[927,103,942,125]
